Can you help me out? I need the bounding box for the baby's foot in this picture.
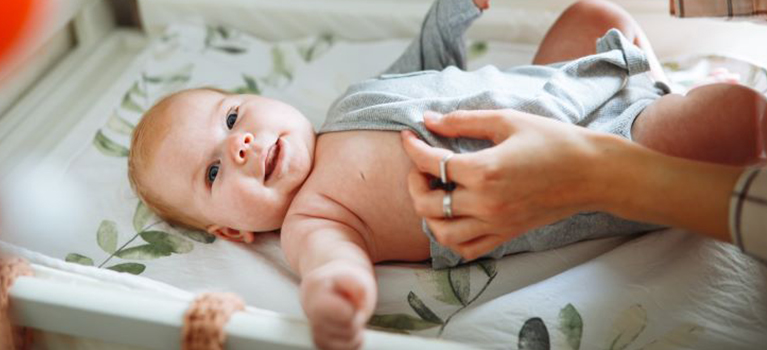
[474,0,489,10]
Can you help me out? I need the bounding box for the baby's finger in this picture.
[305,292,355,326]
[425,217,490,247]
[315,319,357,340]
[333,274,368,311]
[423,110,512,144]
[316,333,363,350]
[455,234,506,261]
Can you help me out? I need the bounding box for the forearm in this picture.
[282,215,375,279]
[295,228,374,278]
[595,133,742,242]
[283,219,378,348]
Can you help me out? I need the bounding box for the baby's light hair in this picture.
[127,87,233,230]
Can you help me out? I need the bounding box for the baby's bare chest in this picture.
[305,131,430,261]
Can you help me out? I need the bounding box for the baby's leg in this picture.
[533,0,668,84]
[632,83,767,166]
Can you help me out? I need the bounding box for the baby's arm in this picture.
[282,213,376,349]
[383,0,484,75]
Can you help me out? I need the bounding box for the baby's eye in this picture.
[226,108,238,130]
[207,164,220,183]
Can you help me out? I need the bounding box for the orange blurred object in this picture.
[0,0,35,69]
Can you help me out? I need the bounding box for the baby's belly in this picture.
[313,131,432,263]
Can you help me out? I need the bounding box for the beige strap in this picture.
[0,257,33,350]
[730,167,767,261]
[182,292,245,350]
[671,0,767,18]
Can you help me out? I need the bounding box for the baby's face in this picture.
[145,90,315,233]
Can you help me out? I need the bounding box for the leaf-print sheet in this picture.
[1,23,766,349]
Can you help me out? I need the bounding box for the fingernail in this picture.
[423,110,442,121]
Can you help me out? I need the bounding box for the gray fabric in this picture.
[320,0,668,268]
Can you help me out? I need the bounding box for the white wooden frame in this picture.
[10,274,471,349]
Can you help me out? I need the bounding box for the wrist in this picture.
[596,136,743,241]
[581,132,637,214]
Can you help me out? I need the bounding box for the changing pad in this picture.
[2,23,767,349]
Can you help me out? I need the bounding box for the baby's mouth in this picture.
[263,138,280,182]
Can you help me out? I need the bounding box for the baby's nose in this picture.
[230,133,255,164]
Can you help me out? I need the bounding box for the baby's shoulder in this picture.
[282,172,368,238]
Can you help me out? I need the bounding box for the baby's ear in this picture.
[207,225,255,244]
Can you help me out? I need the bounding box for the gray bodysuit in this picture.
[320,0,669,268]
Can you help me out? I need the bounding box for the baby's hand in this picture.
[474,0,489,10]
[300,261,377,350]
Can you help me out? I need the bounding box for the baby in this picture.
[128,0,766,348]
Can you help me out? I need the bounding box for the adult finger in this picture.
[423,110,514,144]
[455,234,506,261]
[400,130,475,182]
[407,169,478,219]
[425,217,490,246]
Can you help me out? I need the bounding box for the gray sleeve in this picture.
[383,0,482,75]
[531,28,653,125]
[730,167,767,263]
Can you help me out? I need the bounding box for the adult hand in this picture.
[401,109,620,260]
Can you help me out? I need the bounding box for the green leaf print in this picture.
[263,46,293,87]
[368,314,441,332]
[468,41,488,61]
[204,25,246,54]
[143,64,193,85]
[298,33,335,62]
[140,231,193,254]
[106,111,135,136]
[233,75,261,95]
[129,81,147,98]
[212,46,247,55]
[65,253,94,266]
[638,323,703,350]
[93,130,129,157]
[106,262,146,275]
[115,243,173,260]
[121,91,144,114]
[244,75,260,94]
[448,265,470,306]
[415,269,462,306]
[216,26,232,39]
[661,61,680,72]
[477,259,497,277]
[519,317,551,350]
[607,304,647,350]
[204,26,216,47]
[272,47,292,80]
[559,303,583,350]
[133,201,153,232]
[407,291,443,324]
[97,220,119,254]
[176,227,216,244]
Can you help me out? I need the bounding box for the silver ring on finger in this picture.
[439,152,455,185]
[443,190,453,219]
